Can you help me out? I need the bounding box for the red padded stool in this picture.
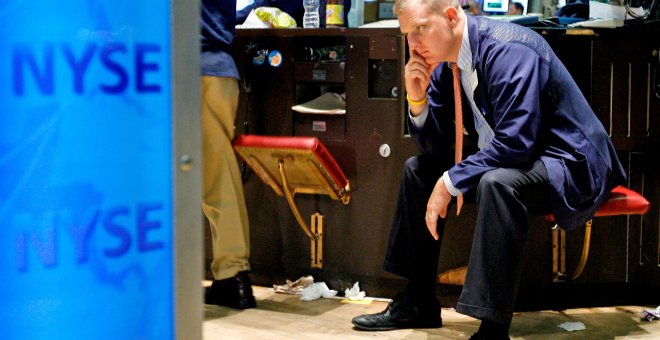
[232,134,351,269]
[549,186,650,282]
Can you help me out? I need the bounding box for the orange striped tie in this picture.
[451,63,464,215]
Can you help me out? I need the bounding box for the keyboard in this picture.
[568,18,624,28]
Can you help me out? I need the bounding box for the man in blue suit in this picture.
[352,0,626,338]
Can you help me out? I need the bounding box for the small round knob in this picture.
[379,144,391,158]
[179,154,193,172]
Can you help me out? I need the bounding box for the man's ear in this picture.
[444,6,459,27]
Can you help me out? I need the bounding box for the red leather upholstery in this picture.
[593,185,650,217]
[232,134,349,192]
[547,185,650,222]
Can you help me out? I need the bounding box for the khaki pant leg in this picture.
[201,76,250,281]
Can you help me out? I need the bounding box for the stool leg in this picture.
[570,219,592,280]
[278,161,315,239]
[551,220,593,282]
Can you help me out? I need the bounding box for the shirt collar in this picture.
[457,17,472,73]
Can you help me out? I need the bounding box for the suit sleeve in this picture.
[409,63,456,158]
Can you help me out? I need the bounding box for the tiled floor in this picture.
[203,286,660,339]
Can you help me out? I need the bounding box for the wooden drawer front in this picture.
[294,113,345,141]
[294,62,345,83]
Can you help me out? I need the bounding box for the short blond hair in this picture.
[393,0,460,16]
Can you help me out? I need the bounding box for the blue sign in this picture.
[0,1,174,338]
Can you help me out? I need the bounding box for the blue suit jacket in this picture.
[410,16,626,231]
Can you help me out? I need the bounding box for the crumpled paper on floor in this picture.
[643,306,660,321]
[344,282,366,300]
[300,282,338,301]
[273,275,314,295]
[558,321,586,332]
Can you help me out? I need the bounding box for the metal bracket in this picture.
[277,160,324,269]
[311,213,323,269]
[552,219,593,282]
[278,160,314,239]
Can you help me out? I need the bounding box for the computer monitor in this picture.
[484,0,528,15]
[483,0,509,13]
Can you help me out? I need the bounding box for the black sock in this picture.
[403,279,440,317]
[478,320,509,337]
[406,269,438,295]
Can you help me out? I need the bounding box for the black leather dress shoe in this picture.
[351,293,442,331]
[205,270,256,309]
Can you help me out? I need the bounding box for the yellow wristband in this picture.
[406,93,428,106]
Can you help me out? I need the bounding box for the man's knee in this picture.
[403,156,420,173]
[402,155,442,181]
[400,157,422,189]
[479,169,503,187]
[477,169,512,199]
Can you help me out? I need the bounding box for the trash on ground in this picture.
[300,282,338,301]
[272,276,391,304]
[344,281,366,300]
[273,275,314,295]
[558,321,586,332]
[643,306,660,321]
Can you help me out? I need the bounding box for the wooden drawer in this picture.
[294,62,345,83]
[293,113,345,141]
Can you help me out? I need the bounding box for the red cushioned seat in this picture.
[232,134,351,269]
[232,135,349,200]
[546,185,650,222]
[549,185,650,282]
[594,185,650,217]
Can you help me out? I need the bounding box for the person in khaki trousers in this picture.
[201,0,256,310]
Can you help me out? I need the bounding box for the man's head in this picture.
[394,0,464,65]
[394,0,459,14]
[507,2,524,15]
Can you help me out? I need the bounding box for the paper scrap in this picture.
[300,282,338,301]
[341,298,374,304]
[273,275,314,295]
[344,282,366,301]
[558,321,586,332]
[643,306,660,321]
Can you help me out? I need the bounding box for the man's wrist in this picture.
[406,93,428,106]
[441,171,460,197]
[409,105,429,128]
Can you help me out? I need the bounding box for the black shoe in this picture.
[351,293,442,331]
[205,270,256,309]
